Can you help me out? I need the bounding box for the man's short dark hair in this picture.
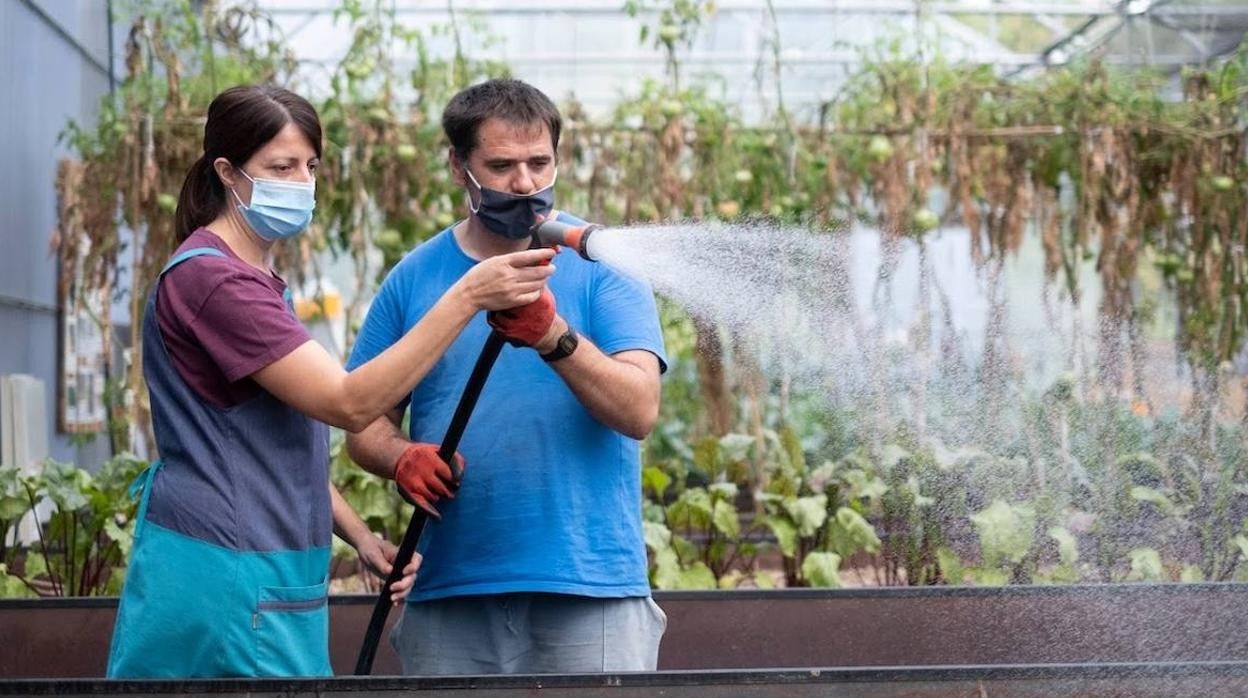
[442,79,562,159]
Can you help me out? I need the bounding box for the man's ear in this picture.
[448,147,468,187]
[213,158,239,190]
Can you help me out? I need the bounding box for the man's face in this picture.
[453,117,556,198]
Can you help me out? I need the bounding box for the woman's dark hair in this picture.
[442,79,562,161]
[174,85,322,241]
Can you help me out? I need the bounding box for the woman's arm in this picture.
[253,247,554,431]
[330,485,419,604]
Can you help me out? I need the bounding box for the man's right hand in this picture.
[487,288,557,347]
[458,247,556,311]
[394,443,466,518]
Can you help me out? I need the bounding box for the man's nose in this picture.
[509,165,539,195]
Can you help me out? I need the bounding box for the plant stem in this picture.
[24,484,60,596]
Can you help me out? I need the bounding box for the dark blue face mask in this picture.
[466,167,557,240]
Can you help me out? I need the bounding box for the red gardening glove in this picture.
[394,443,465,519]
[487,288,556,347]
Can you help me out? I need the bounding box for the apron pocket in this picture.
[252,581,331,677]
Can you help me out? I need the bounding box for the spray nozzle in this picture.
[530,219,602,261]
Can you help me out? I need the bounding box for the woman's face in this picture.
[220,122,320,206]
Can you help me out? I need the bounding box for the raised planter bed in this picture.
[2,584,1246,693]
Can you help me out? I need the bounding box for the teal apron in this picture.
[107,247,333,678]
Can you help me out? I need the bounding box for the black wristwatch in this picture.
[540,328,580,362]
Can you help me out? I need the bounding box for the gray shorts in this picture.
[389,593,667,675]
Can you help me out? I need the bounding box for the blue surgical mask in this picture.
[231,170,316,241]
[466,167,556,240]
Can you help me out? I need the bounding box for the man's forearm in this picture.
[542,326,660,440]
[346,409,412,479]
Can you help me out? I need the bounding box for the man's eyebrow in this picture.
[481,153,551,167]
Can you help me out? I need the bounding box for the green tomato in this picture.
[396,143,418,162]
[659,100,684,118]
[911,208,939,233]
[867,135,895,163]
[156,193,178,214]
[375,228,403,250]
[1211,175,1234,191]
[345,58,376,80]
[733,169,753,184]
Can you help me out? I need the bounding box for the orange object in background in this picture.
[294,289,342,321]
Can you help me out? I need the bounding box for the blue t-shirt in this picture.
[347,215,667,601]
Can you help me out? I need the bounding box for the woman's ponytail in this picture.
[174,154,225,242]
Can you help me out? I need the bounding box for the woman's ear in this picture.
[213,157,239,190]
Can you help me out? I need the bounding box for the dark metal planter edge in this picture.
[4,661,1248,695]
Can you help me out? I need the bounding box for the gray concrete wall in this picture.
[1,0,118,468]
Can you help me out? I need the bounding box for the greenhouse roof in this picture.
[256,0,1248,119]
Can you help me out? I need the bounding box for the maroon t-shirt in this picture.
[154,228,311,408]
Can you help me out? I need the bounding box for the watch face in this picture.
[544,330,579,361]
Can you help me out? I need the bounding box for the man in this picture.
[345,78,668,675]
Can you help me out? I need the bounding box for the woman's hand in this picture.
[356,535,422,606]
[456,247,556,311]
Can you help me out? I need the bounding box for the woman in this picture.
[106,85,554,678]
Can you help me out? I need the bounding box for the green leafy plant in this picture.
[643,442,769,589]
[0,455,147,596]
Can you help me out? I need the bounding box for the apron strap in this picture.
[160,247,226,277]
[160,246,297,314]
[127,460,165,540]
